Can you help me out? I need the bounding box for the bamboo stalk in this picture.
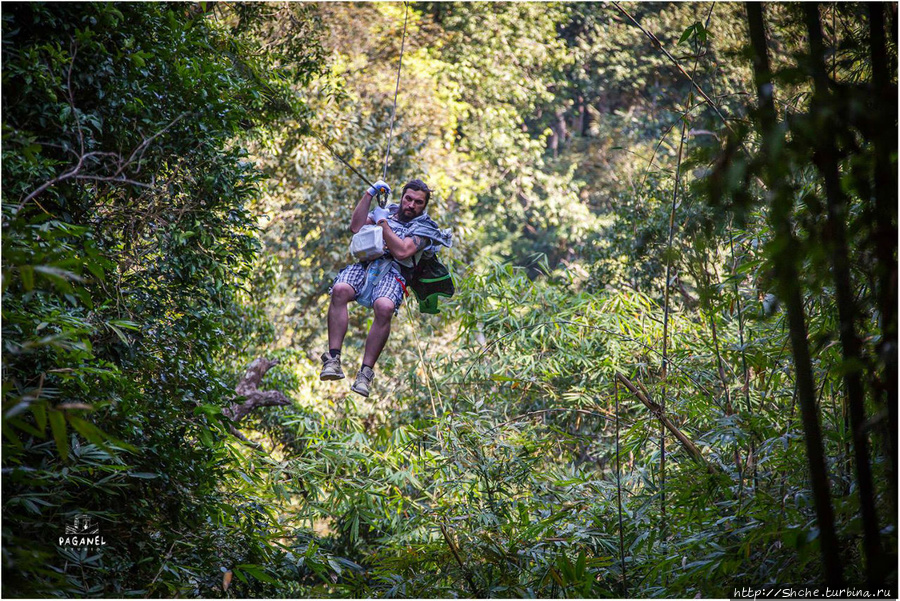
[729,232,757,492]
[612,2,732,134]
[615,379,627,596]
[704,246,743,478]
[655,8,714,575]
[867,0,898,522]
[745,2,843,587]
[803,4,883,586]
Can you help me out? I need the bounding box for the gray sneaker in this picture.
[320,353,345,380]
[350,366,375,397]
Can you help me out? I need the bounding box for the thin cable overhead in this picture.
[382,2,410,181]
[313,3,410,191]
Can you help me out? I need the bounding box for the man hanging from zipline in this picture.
[320,178,452,397]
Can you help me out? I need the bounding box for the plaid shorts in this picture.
[330,262,405,314]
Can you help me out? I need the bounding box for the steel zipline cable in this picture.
[313,2,410,204]
[382,1,410,182]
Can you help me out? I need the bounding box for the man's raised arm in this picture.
[350,180,391,233]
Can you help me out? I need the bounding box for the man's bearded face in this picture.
[398,189,427,222]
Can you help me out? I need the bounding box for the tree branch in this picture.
[615,371,720,474]
[439,523,481,598]
[66,39,84,158]
[17,112,188,211]
[120,112,189,177]
[75,175,153,188]
[224,357,290,424]
[611,2,734,134]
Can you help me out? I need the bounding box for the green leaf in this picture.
[7,417,43,438]
[489,374,520,382]
[67,415,107,446]
[198,426,214,448]
[106,322,131,346]
[20,265,34,290]
[85,260,106,283]
[22,143,42,162]
[32,401,48,435]
[575,550,586,579]
[560,555,575,582]
[49,410,68,462]
[696,23,709,43]
[2,420,24,449]
[194,404,223,419]
[236,564,278,585]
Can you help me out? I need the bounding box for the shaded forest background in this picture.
[2,2,896,597]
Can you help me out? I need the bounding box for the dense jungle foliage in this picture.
[2,2,897,598]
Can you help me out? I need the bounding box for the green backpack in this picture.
[399,254,455,314]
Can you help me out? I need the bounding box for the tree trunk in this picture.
[615,379,627,596]
[803,4,883,586]
[555,108,568,146]
[549,107,568,158]
[575,94,586,137]
[745,3,844,587]
[868,1,898,521]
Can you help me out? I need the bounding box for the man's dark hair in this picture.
[402,179,432,205]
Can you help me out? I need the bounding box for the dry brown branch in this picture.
[75,175,153,188]
[439,523,481,598]
[227,426,263,450]
[615,372,720,474]
[224,357,290,424]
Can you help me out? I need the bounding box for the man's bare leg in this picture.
[362,297,395,367]
[328,283,356,352]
